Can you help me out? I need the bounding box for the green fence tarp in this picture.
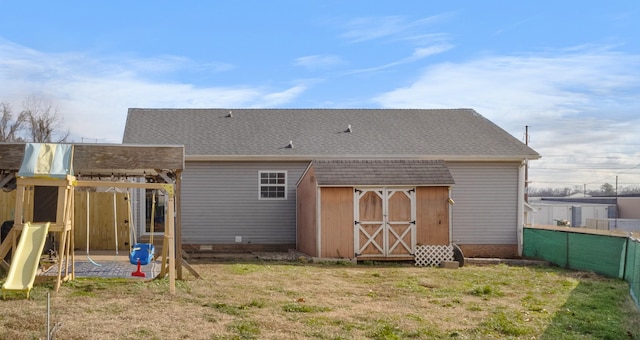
[626,238,640,307]
[568,232,626,278]
[523,228,569,267]
[523,228,626,278]
[524,227,639,309]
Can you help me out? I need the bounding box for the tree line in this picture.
[1,95,68,143]
[529,183,640,197]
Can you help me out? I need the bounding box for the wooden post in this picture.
[175,170,183,280]
[12,185,25,231]
[68,182,75,281]
[167,191,176,294]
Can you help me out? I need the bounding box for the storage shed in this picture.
[297,159,455,260]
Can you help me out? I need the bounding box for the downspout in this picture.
[316,187,322,258]
[517,161,526,256]
[448,186,454,245]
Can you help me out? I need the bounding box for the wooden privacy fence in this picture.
[1,190,132,251]
[0,190,16,224]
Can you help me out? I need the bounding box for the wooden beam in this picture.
[180,258,201,279]
[167,192,176,295]
[175,170,183,280]
[74,180,173,192]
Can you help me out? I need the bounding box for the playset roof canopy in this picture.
[1,143,184,178]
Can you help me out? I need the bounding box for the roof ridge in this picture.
[129,108,476,111]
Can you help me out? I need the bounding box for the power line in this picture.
[531,167,640,171]
[536,154,640,158]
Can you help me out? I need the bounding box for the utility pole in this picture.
[525,125,529,203]
[615,175,618,229]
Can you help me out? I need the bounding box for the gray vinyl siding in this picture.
[181,161,309,244]
[447,162,520,245]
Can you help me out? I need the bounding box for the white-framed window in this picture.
[258,170,287,200]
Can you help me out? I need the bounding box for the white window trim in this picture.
[258,170,288,200]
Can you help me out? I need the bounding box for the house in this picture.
[529,196,640,232]
[123,108,540,259]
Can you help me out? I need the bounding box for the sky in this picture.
[0,1,638,192]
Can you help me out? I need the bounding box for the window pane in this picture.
[260,185,285,198]
[259,171,286,199]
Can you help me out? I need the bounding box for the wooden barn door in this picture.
[354,188,416,258]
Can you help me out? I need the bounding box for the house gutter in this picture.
[186,154,541,162]
[449,187,454,248]
[316,186,322,258]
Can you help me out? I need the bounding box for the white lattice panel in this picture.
[414,245,454,267]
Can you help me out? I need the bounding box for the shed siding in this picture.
[416,187,450,245]
[181,161,308,244]
[296,166,317,256]
[447,162,520,244]
[320,187,354,258]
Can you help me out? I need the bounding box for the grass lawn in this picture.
[1,261,638,339]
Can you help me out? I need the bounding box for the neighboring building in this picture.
[123,108,540,259]
[530,196,640,233]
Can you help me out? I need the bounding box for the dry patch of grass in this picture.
[1,261,638,339]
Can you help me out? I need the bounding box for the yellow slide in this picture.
[2,222,50,299]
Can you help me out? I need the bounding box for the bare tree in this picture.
[0,101,28,142]
[21,95,69,142]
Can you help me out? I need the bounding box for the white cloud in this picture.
[0,39,305,143]
[346,44,453,75]
[341,16,408,43]
[341,14,451,43]
[294,55,343,70]
[409,44,454,60]
[375,48,639,122]
[251,84,308,108]
[375,47,640,189]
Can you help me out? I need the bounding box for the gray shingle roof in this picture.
[311,159,455,186]
[122,108,539,160]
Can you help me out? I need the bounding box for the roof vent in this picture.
[286,140,294,149]
[226,111,233,118]
[345,124,352,133]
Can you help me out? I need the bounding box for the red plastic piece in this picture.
[131,258,146,277]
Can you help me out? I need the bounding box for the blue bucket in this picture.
[130,243,155,265]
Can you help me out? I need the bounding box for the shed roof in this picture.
[310,159,455,186]
[123,108,539,161]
